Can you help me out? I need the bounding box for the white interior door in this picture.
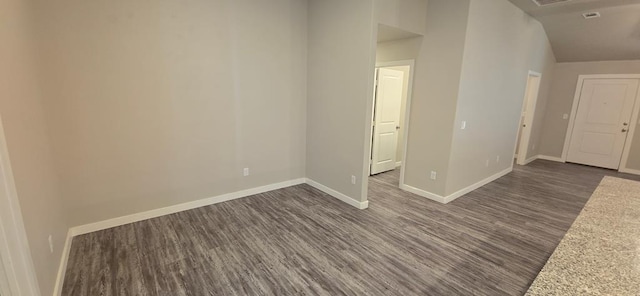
[370,68,404,175]
[567,78,640,169]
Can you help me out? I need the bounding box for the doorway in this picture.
[514,71,541,165]
[369,61,414,178]
[563,76,640,170]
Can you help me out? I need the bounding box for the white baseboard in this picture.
[395,161,402,168]
[523,155,538,165]
[400,168,513,204]
[70,178,306,236]
[399,184,447,203]
[619,168,640,175]
[536,155,564,162]
[305,178,369,209]
[443,168,512,203]
[53,230,73,296]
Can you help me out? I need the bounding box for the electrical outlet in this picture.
[430,171,437,180]
[48,235,54,254]
[351,175,357,185]
[496,155,500,163]
[562,113,569,120]
[461,121,467,130]
[243,168,249,176]
[485,159,490,167]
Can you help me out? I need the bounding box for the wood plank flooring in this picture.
[62,160,640,296]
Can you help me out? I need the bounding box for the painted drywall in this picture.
[34,0,308,226]
[399,0,470,196]
[0,0,69,293]
[306,0,376,203]
[444,0,556,195]
[376,37,422,63]
[538,60,640,169]
[376,0,427,36]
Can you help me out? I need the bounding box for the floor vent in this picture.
[532,0,573,6]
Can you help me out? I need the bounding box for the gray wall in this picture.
[445,0,557,195]
[306,0,376,202]
[373,0,469,197]
[539,60,640,170]
[35,0,308,226]
[402,0,471,196]
[0,0,69,293]
[376,0,427,36]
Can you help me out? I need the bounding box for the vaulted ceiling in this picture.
[508,0,640,62]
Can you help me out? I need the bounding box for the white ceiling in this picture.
[508,0,640,62]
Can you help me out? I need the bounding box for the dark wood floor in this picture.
[62,160,640,296]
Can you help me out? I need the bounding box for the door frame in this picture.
[561,74,640,173]
[515,71,542,165]
[370,60,416,186]
[0,118,41,296]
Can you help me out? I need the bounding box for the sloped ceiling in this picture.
[508,0,640,62]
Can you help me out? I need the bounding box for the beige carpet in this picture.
[527,176,640,296]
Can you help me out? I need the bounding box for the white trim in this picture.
[515,71,542,166]
[537,155,565,162]
[561,74,640,163]
[399,184,447,203]
[561,76,585,161]
[0,119,41,296]
[70,178,306,236]
[619,168,640,175]
[522,155,539,165]
[371,60,416,189]
[400,168,512,204]
[305,178,369,209]
[52,230,73,296]
[395,161,402,168]
[443,168,513,203]
[618,78,640,173]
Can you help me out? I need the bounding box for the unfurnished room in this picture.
[1,0,640,295]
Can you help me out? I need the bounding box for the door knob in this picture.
[396,126,400,130]
[623,122,629,126]
[622,129,628,132]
